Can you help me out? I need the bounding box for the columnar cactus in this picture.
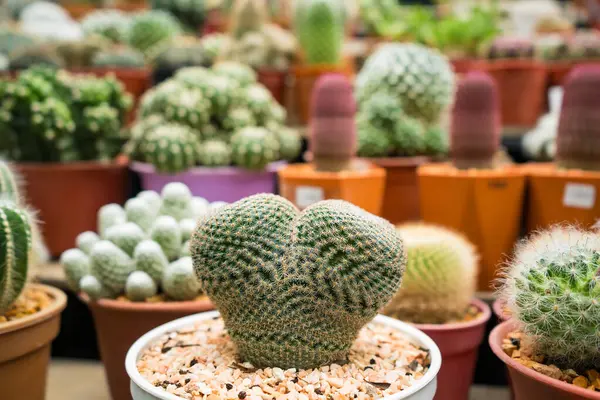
[137,190,162,215]
[383,224,478,324]
[501,227,600,368]
[76,231,100,255]
[104,223,145,257]
[125,198,155,233]
[450,72,501,169]
[295,0,344,65]
[230,127,280,170]
[310,74,356,172]
[0,201,32,314]
[556,66,600,171]
[98,204,127,238]
[191,194,406,369]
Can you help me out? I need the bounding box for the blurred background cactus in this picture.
[294,0,345,65]
[486,36,535,59]
[150,0,206,33]
[127,10,182,57]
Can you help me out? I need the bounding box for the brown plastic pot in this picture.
[0,284,67,400]
[257,68,288,106]
[418,163,526,291]
[278,161,386,216]
[16,161,129,257]
[414,298,491,400]
[547,61,600,87]
[84,296,215,400]
[526,163,600,233]
[490,321,600,400]
[370,156,429,224]
[450,58,478,75]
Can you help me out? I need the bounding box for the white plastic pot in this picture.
[126,312,442,400]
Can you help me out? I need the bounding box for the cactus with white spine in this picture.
[231,127,280,170]
[133,240,169,284]
[125,198,155,232]
[60,248,90,292]
[150,216,182,261]
[79,275,112,300]
[104,222,146,257]
[192,197,209,218]
[163,257,201,300]
[181,241,191,257]
[90,240,135,293]
[179,219,196,243]
[213,61,257,87]
[76,231,100,255]
[137,190,162,215]
[98,204,126,237]
[125,271,158,302]
[159,183,193,222]
[197,140,232,167]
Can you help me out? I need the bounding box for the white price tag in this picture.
[296,186,324,209]
[563,183,596,209]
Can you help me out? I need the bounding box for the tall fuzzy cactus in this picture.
[501,226,600,369]
[295,0,344,65]
[310,74,357,172]
[0,201,32,314]
[191,194,406,369]
[556,66,600,171]
[383,224,478,324]
[450,72,501,169]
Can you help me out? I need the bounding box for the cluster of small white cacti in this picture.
[60,182,227,302]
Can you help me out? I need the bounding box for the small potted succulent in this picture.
[60,182,217,400]
[0,65,132,256]
[418,71,526,290]
[354,43,455,225]
[383,223,491,400]
[491,226,600,400]
[126,62,302,202]
[126,194,442,400]
[0,160,67,400]
[278,74,385,215]
[526,65,600,233]
[292,0,352,124]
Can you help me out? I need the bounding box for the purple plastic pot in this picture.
[131,162,286,202]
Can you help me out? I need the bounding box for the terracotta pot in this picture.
[525,163,600,233]
[418,164,526,291]
[547,61,600,87]
[371,156,429,224]
[291,62,354,124]
[450,58,477,75]
[0,284,67,400]
[17,161,129,257]
[257,68,288,106]
[84,296,215,400]
[490,321,600,400]
[414,299,491,400]
[278,161,386,215]
[475,60,548,128]
[62,3,97,19]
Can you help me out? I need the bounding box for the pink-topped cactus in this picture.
[556,65,600,171]
[450,71,501,169]
[310,74,357,172]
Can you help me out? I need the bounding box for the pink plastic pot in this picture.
[131,161,285,203]
[414,298,491,400]
[492,298,511,322]
[490,321,600,400]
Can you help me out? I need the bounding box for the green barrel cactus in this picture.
[295,0,345,65]
[150,216,182,261]
[501,226,600,369]
[162,257,201,301]
[198,140,232,167]
[383,224,478,324]
[134,240,169,284]
[125,198,155,233]
[60,248,91,292]
[0,202,32,314]
[159,182,193,222]
[104,222,146,257]
[0,161,21,204]
[98,204,127,238]
[230,127,280,170]
[127,10,183,56]
[356,118,392,157]
[76,231,100,255]
[191,194,406,369]
[90,240,135,293]
[125,271,158,302]
[139,124,201,174]
[392,116,426,157]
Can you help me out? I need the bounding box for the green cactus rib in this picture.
[0,203,31,314]
[191,194,405,369]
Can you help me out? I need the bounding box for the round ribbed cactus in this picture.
[295,0,344,65]
[0,202,32,314]
[126,271,158,302]
[424,125,449,157]
[159,182,193,222]
[213,61,257,87]
[383,224,478,324]
[76,231,100,255]
[79,275,112,300]
[163,257,201,301]
[356,121,392,157]
[125,198,155,233]
[392,116,425,157]
[222,108,257,132]
[134,240,169,284]
[450,72,500,169]
[310,74,357,172]
[98,204,126,238]
[274,127,302,161]
[556,66,600,171]
[230,127,280,170]
[356,43,455,125]
[162,90,211,130]
[198,140,232,167]
[127,10,182,56]
[139,124,201,174]
[104,222,146,257]
[501,227,600,369]
[137,190,162,216]
[191,194,406,369]
[60,248,90,292]
[90,240,135,293]
[150,216,182,261]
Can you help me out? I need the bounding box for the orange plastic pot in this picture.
[84,296,215,400]
[490,321,600,400]
[0,284,67,400]
[16,161,129,257]
[257,68,288,106]
[418,164,526,291]
[525,163,600,233]
[370,157,429,224]
[291,62,354,124]
[278,162,386,215]
[476,60,548,128]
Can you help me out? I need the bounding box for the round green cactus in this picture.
[356,118,392,157]
[98,204,127,238]
[159,182,193,222]
[501,227,600,369]
[125,198,155,233]
[423,125,448,157]
[162,90,211,130]
[104,222,146,257]
[274,127,302,161]
[191,194,406,369]
[76,231,100,255]
[125,271,158,302]
[230,127,280,170]
[213,61,257,87]
[163,257,201,301]
[242,84,275,124]
[90,240,135,293]
[221,108,257,132]
[133,240,169,284]
[61,248,91,292]
[127,10,182,55]
[198,140,232,167]
[138,124,201,174]
[392,116,426,156]
[150,215,182,261]
[383,224,478,324]
[79,275,113,300]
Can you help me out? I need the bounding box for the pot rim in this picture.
[417,162,525,178]
[412,298,492,332]
[80,294,214,313]
[0,283,67,335]
[130,161,287,177]
[15,160,128,171]
[369,156,431,168]
[126,312,442,400]
[489,320,600,399]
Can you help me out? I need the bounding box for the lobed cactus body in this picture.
[139,124,202,174]
[125,271,158,302]
[134,240,169,284]
[179,219,196,243]
[137,190,162,216]
[231,127,280,170]
[150,215,182,261]
[295,0,344,65]
[79,275,112,300]
[191,197,210,218]
[127,10,182,56]
[104,222,146,257]
[191,194,406,369]
[98,204,127,238]
[90,240,135,293]
[198,140,232,167]
[159,182,193,222]
[61,248,91,292]
[162,257,201,301]
[125,198,155,233]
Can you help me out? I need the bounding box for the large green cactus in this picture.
[0,201,32,314]
[191,194,406,369]
[501,226,600,369]
[295,0,345,65]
